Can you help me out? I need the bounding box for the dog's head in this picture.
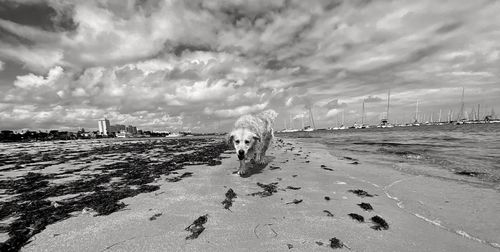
[228,128,260,160]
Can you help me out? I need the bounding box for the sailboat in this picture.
[412,100,420,126]
[455,87,465,125]
[303,108,316,131]
[379,90,394,128]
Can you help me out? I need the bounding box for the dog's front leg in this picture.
[237,159,246,175]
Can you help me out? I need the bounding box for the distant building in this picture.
[97,118,111,136]
[126,125,137,134]
[114,124,126,132]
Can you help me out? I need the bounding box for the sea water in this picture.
[280,123,500,189]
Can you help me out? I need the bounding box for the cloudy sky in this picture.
[1,0,499,132]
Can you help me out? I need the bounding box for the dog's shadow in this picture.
[237,156,276,178]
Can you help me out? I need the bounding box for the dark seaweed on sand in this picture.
[330,237,346,249]
[285,199,303,205]
[323,210,334,217]
[221,188,237,210]
[348,189,374,197]
[149,213,162,221]
[269,165,281,170]
[455,171,483,177]
[0,138,229,252]
[371,215,389,230]
[348,213,364,222]
[324,196,331,201]
[358,202,373,211]
[322,167,334,171]
[185,214,208,240]
[248,182,278,197]
[286,186,301,190]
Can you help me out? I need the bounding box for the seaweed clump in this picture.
[221,188,237,210]
[323,210,334,217]
[329,237,346,249]
[285,199,303,205]
[248,182,278,197]
[358,202,373,211]
[348,189,375,197]
[371,215,389,230]
[348,213,364,222]
[0,138,229,252]
[185,214,208,240]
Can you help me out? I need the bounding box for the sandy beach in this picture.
[6,137,496,251]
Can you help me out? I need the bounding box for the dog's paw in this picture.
[237,169,247,176]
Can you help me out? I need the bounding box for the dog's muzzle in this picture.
[237,150,245,160]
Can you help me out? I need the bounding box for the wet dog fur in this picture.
[228,110,278,176]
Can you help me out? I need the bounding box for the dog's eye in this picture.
[244,140,250,144]
[235,140,240,144]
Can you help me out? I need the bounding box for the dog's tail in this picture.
[259,109,278,126]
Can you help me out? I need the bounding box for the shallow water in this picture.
[279,123,500,188]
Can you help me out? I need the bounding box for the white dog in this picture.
[228,109,278,176]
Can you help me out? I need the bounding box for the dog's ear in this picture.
[253,135,261,142]
[226,133,235,145]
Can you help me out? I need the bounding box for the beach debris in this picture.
[330,237,350,249]
[324,196,331,201]
[292,175,298,177]
[286,199,303,205]
[323,210,334,217]
[248,182,278,197]
[221,188,237,210]
[321,164,327,168]
[286,186,301,190]
[342,156,358,161]
[358,202,373,211]
[185,214,208,240]
[149,213,162,221]
[371,215,389,230]
[286,243,294,249]
[305,160,310,163]
[316,241,324,246]
[350,161,359,165]
[348,189,374,197]
[348,213,364,222]
[323,167,334,171]
[455,171,484,177]
[269,165,281,170]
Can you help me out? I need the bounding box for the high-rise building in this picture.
[97,118,111,136]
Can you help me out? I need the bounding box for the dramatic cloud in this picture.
[1,0,500,131]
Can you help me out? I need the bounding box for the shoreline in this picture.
[13,137,499,251]
[291,138,500,250]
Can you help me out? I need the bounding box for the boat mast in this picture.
[362,99,365,125]
[386,89,390,123]
[415,100,419,122]
[439,109,442,122]
[301,114,304,129]
[457,87,465,121]
[309,108,316,129]
[477,104,480,121]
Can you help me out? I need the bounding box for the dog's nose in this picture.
[238,150,244,156]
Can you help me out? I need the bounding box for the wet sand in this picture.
[16,138,500,251]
